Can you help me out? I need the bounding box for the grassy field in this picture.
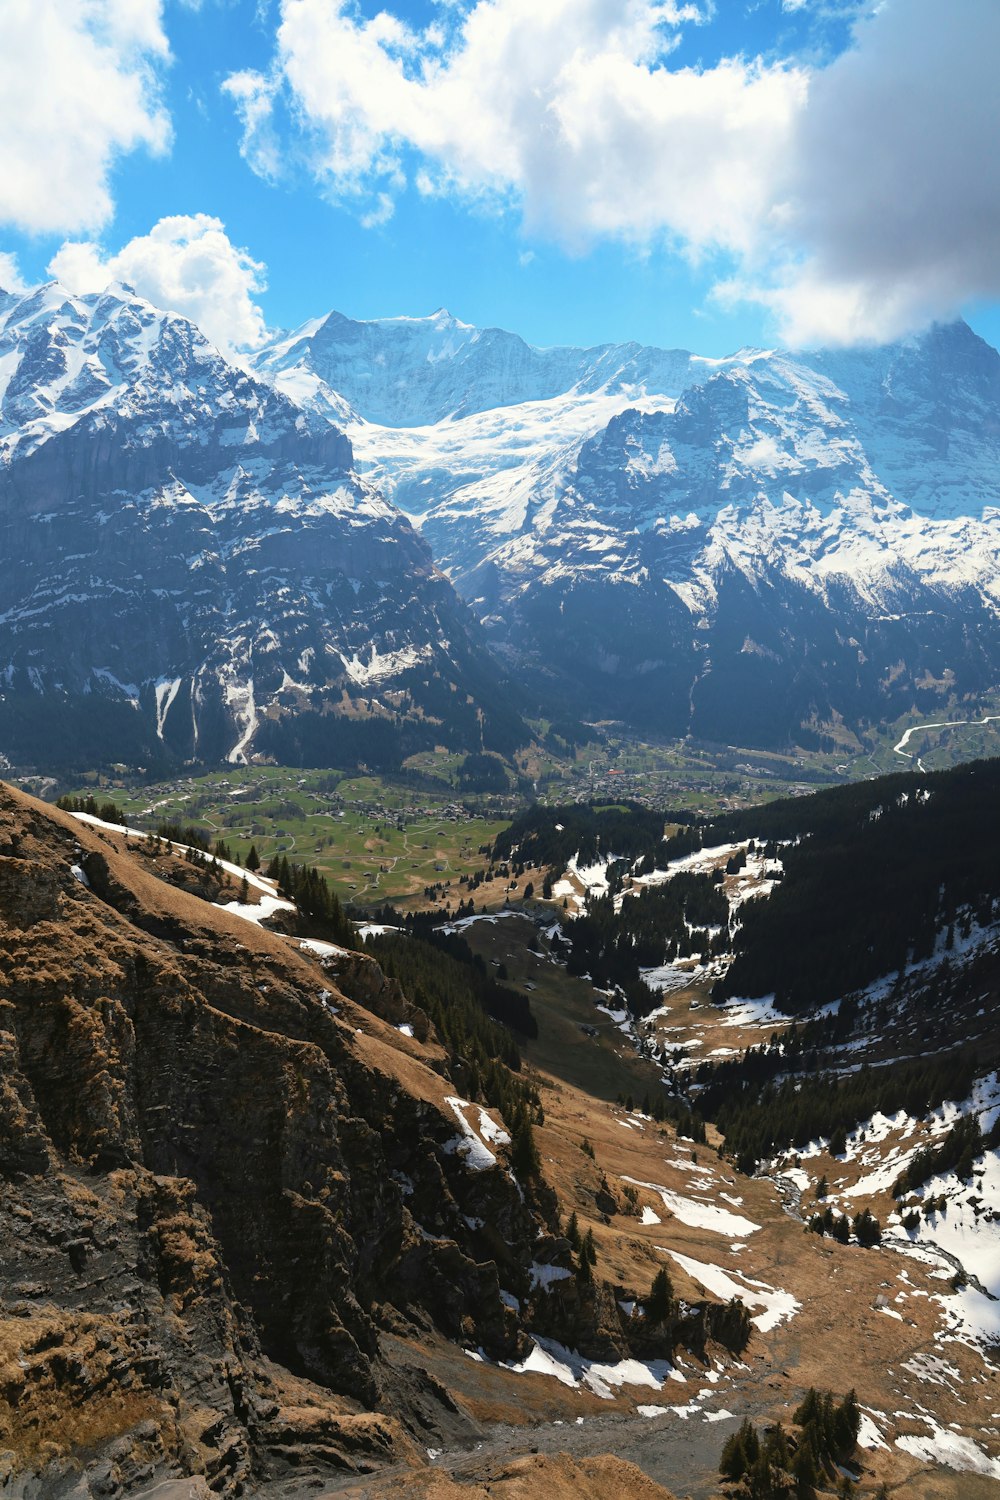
[51,695,1000,904]
[62,760,512,904]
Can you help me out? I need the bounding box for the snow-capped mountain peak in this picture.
[0,279,522,770]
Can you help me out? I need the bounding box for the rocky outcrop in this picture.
[0,785,552,1496]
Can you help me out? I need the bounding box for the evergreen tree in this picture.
[719,1418,758,1482]
[790,1440,818,1497]
[832,1389,861,1458]
[246,844,261,872]
[644,1267,673,1324]
[510,1103,541,1179]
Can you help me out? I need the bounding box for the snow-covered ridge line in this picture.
[69,810,275,895]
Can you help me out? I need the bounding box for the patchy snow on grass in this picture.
[568,853,623,899]
[358,922,402,939]
[901,1353,962,1389]
[624,1177,760,1237]
[640,1205,662,1226]
[895,1413,1000,1480]
[873,1074,1000,1302]
[217,893,296,926]
[435,910,517,935]
[70,863,89,886]
[476,1107,511,1147]
[640,960,708,994]
[503,1338,680,1400]
[298,935,351,958]
[857,1412,889,1451]
[778,1168,812,1194]
[443,1096,498,1171]
[663,1249,799,1332]
[717,995,789,1028]
[934,1281,1000,1350]
[653,842,744,876]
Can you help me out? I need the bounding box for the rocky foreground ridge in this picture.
[0,784,701,1498]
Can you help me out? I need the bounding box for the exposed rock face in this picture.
[262,307,1000,748]
[0,784,550,1496]
[418,325,1000,745]
[252,307,698,428]
[0,283,521,771]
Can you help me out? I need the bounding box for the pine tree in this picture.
[246,844,261,872]
[510,1104,540,1179]
[644,1267,673,1324]
[790,1439,818,1497]
[833,1388,861,1458]
[765,1422,790,1471]
[719,1422,753,1482]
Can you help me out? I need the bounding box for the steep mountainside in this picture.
[252,308,699,429]
[0,782,619,1495]
[0,282,523,771]
[258,310,1000,748]
[6,281,1000,762]
[436,331,1000,744]
[5,786,1000,1497]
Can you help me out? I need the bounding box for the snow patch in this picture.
[624,1177,760,1237]
[663,1249,799,1332]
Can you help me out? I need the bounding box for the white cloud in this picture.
[48,215,268,354]
[224,0,798,258]
[0,0,171,235]
[755,0,1000,344]
[0,251,27,294]
[227,0,1000,347]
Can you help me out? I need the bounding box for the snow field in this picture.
[661,1249,799,1333]
[623,1176,760,1238]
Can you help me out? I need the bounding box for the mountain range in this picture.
[3,276,1000,769]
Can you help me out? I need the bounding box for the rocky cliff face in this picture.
[253,308,698,429]
[0,783,557,1496]
[430,341,1000,744]
[0,284,522,771]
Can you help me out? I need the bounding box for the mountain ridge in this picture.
[3,278,1000,766]
[0,280,525,771]
[253,307,1000,748]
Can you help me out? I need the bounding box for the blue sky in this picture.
[1,0,998,358]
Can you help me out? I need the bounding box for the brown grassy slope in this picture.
[0,783,544,1494]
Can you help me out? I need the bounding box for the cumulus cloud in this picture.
[226,0,1000,346]
[224,0,803,257]
[48,215,268,354]
[756,0,1000,344]
[0,251,27,294]
[0,0,171,235]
